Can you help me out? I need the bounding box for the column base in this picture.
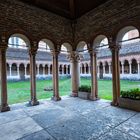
[29,99,39,106]
[111,101,119,106]
[51,96,61,101]
[70,92,78,97]
[0,105,10,112]
[90,96,98,101]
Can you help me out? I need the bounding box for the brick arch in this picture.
[76,41,87,52]
[113,23,140,43]
[38,39,55,50]
[5,29,33,46]
[92,34,109,48]
[61,42,73,52]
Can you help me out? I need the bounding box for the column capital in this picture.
[67,51,81,63]
[0,35,8,50]
[29,41,38,55]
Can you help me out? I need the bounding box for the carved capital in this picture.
[67,51,82,63]
[29,41,38,56]
[0,35,8,50]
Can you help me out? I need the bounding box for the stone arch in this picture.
[50,64,53,74]
[11,63,17,76]
[93,35,109,48]
[38,39,55,51]
[85,63,89,74]
[26,64,30,75]
[105,61,109,74]
[76,41,87,52]
[19,63,25,80]
[8,33,31,48]
[59,64,63,74]
[131,59,138,74]
[116,26,139,44]
[124,60,129,74]
[7,63,10,76]
[39,64,43,75]
[45,64,49,75]
[99,61,103,79]
[61,43,72,53]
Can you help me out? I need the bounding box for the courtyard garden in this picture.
[6,78,140,104]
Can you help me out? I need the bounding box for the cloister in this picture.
[0,0,140,139]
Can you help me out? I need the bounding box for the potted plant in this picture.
[78,85,91,100]
[119,88,140,112]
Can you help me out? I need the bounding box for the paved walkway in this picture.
[0,96,140,140]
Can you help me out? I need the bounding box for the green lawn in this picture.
[6,78,140,104]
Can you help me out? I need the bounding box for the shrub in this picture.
[78,85,91,93]
[120,88,140,100]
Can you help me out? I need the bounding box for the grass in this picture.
[5,78,140,104]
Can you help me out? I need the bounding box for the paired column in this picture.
[29,43,39,106]
[109,43,120,106]
[68,51,80,97]
[0,39,10,112]
[89,49,98,100]
[51,49,61,101]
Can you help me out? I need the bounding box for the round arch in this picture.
[116,26,139,44]
[93,35,109,48]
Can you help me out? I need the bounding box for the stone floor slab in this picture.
[0,109,27,125]
[116,113,140,139]
[0,117,43,140]
[96,129,138,140]
[0,96,139,140]
[19,130,55,140]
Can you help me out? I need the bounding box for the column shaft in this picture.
[0,43,10,112]
[52,51,61,101]
[90,50,98,100]
[29,48,39,106]
[110,46,120,106]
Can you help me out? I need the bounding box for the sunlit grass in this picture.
[7,78,140,104]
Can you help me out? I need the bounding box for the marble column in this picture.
[84,64,86,74]
[121,62,124,74]
[138,61,140,74]
[48,65,50,75]
[37,64,40,76]
[129,61,132,74]
[109,62,111,74]
[24,64,27,78]
[89,48,98,100]
[17,64,20,78]
[0,39,10,112]
[43,64,45,75]
[9,64,12,77]
[109,43,120,106]
[29,43,39,106]
[51,49,61,101]
[88,65,91,74]
[103,63,105,74]
[68,51,80,97]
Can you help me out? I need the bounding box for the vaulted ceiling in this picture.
[21,0,109,19]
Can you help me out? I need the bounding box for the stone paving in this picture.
[0,96,140,140]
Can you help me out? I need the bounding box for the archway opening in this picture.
[93,35,112,100]
[7,34,30,104]
[117,26,140,94]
